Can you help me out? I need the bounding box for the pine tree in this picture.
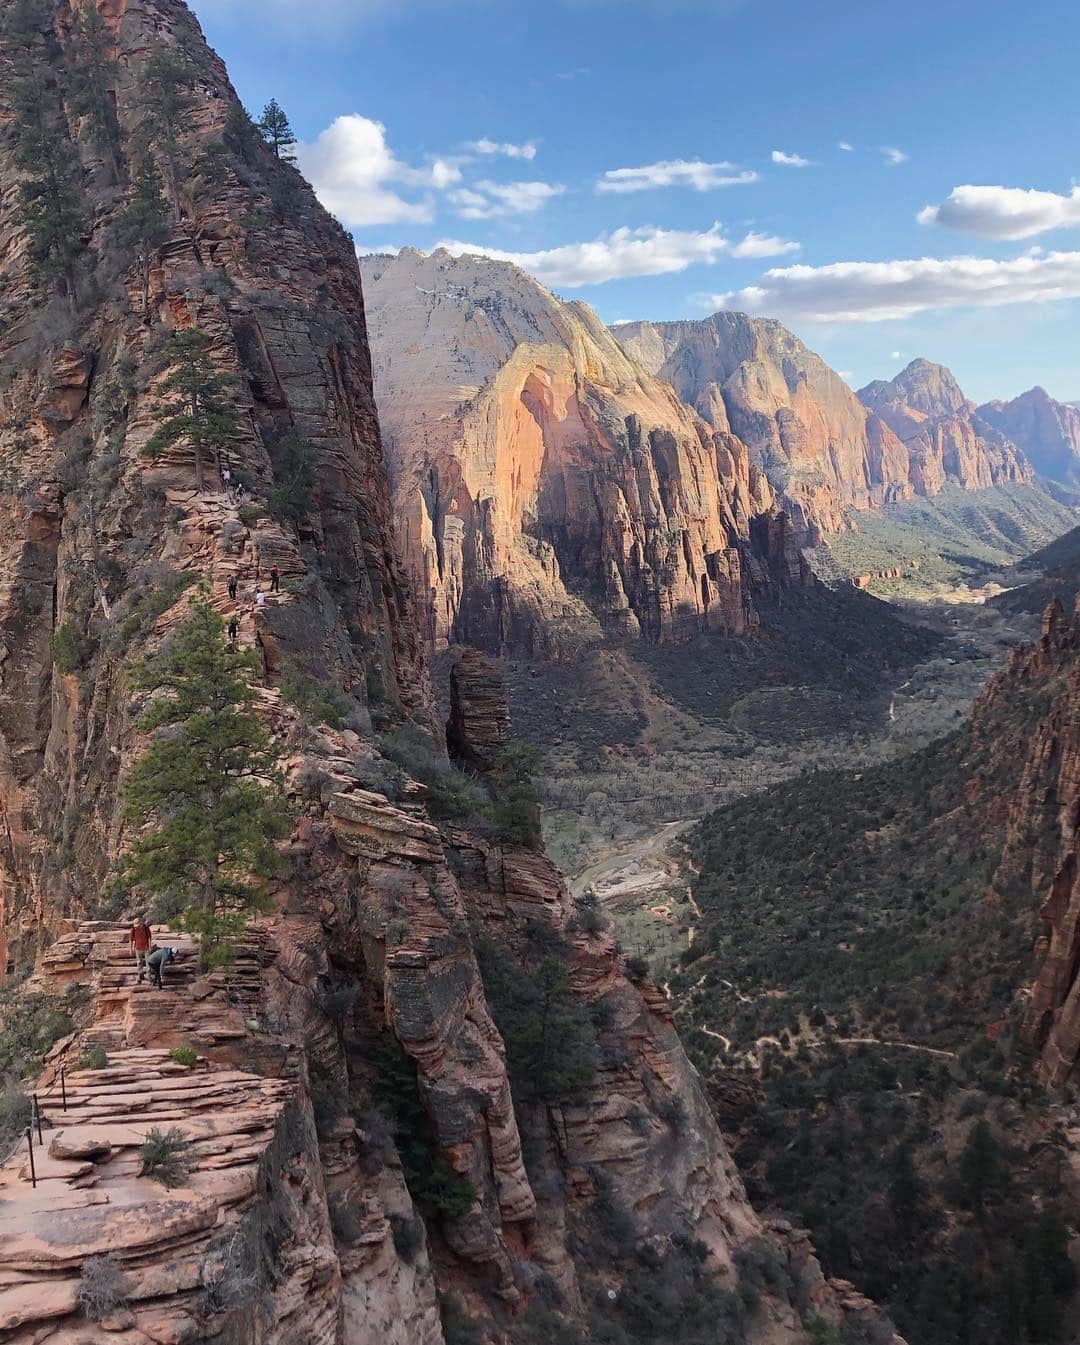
[140,49,195,222]
[67,4,122,181]
[957,1118,1005,1214]
[116,157,171,318]
[11,75,87,307]
[887,1139,922,1239]
[144,328,241,491]
[118,598,287,963]
[257,99,297,161]
[267,431,316,529]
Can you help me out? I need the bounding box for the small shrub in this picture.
[329,1197,364,1245]
[237,502,263,528]
[280,660,351,730]
[75,1046,109,1071]
[169,1046,198,1068]
[625,955,650,984]
[0,1081,31,1151]
[0,991,74,1077]
[389,1212,424,1263]
[77,1253,132,1322]
[139,1126,193,1187]
[439,1293,485,1345]
[49,620,95,674]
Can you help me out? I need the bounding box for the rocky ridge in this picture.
[360,249,806,656]
[0,2,893,1342]
[978,385,1080,487]
[615,317,1031,536]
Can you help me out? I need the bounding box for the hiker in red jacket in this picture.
[129,916,152,983]
[269,565,280,593]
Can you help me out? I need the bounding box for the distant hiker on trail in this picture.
[235,481,247,502]
[255,589,266,608]
[221,465,231,491]
[147,945,177,990]
[269,565,280,593]
[129,916,151,983]
[227,575,238,601]
[228,616,238,643]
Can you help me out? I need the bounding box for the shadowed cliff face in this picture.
[360,250,805,657]
[615,318,1032,537]
[0,4,890,1343]
[978,386,1080,486]
[983,598,1080,1087]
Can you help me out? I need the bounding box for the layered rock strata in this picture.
[360,250,804,656]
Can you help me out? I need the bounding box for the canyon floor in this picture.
[510,588,1043,978]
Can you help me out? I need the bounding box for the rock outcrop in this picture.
[978,386,1080,486]
[615,318,1032,537]
[359,250,805,656]
[857,359,1029,498]
[979,598,1080,1086]
[0,3,874,1342]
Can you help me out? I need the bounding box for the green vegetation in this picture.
[267,431,317,530]
[674,660,1076,1345]
[74,1046,109,1071]
[139,50,196,223]
[116,599,287,964]
[145,328,241,493]
[0,1083,31,1154]
[49,620,95,675]
[475,937,596,1105]
[280,660,352,730]
[0,990,73,1078]
[169,1045,199,1067]
[11,69,87,306]
[116,570,197,645]
[806,483,1078,599]
[116,157,172,318]
[139,1125,193,1186]
[257,99,297,161]
[67,5,122,181]
[366,1041,477,1220]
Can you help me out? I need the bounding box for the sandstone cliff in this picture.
[978,386,1080,486]
[0,3,875,1342]
[616,317,1031,537]
[360,250,805,656]
[857,358,1028,497]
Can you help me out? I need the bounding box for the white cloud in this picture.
[449,179,565,219]
[555,66,590,80]
[838,141,854,152]
[918,184,1080,241]
[711,250,1080,322]
[729,231,801,259]
[296,114,450,226]
[890,351,902,359]
[467,137,538,161]
[596,159,758,193]
[881,146,910,165]
[436,223,798,287]
[771,150,812,168]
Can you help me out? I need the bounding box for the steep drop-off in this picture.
[360,249,805,656]
[671,598,1080,1344]
[0,3,893,1343]
[616,317,1030,538]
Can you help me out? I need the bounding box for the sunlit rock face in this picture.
[360,250,803,656]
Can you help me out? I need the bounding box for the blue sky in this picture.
[191,0,1080,404]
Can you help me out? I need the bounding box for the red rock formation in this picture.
[857,359,1028,497]
[447,647,510,771]
[0,4,871,1343]
[977,597,1080,1086]
[978,386,1080,486]
[616,319,1031,536]
[360,250,804,656]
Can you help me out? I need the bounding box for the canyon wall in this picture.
[360,250,806,656]
[0,3,883,1342]
[616,317,1031,538]
[978,386,1080,487]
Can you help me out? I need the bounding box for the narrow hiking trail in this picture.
[569,818,693,901]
